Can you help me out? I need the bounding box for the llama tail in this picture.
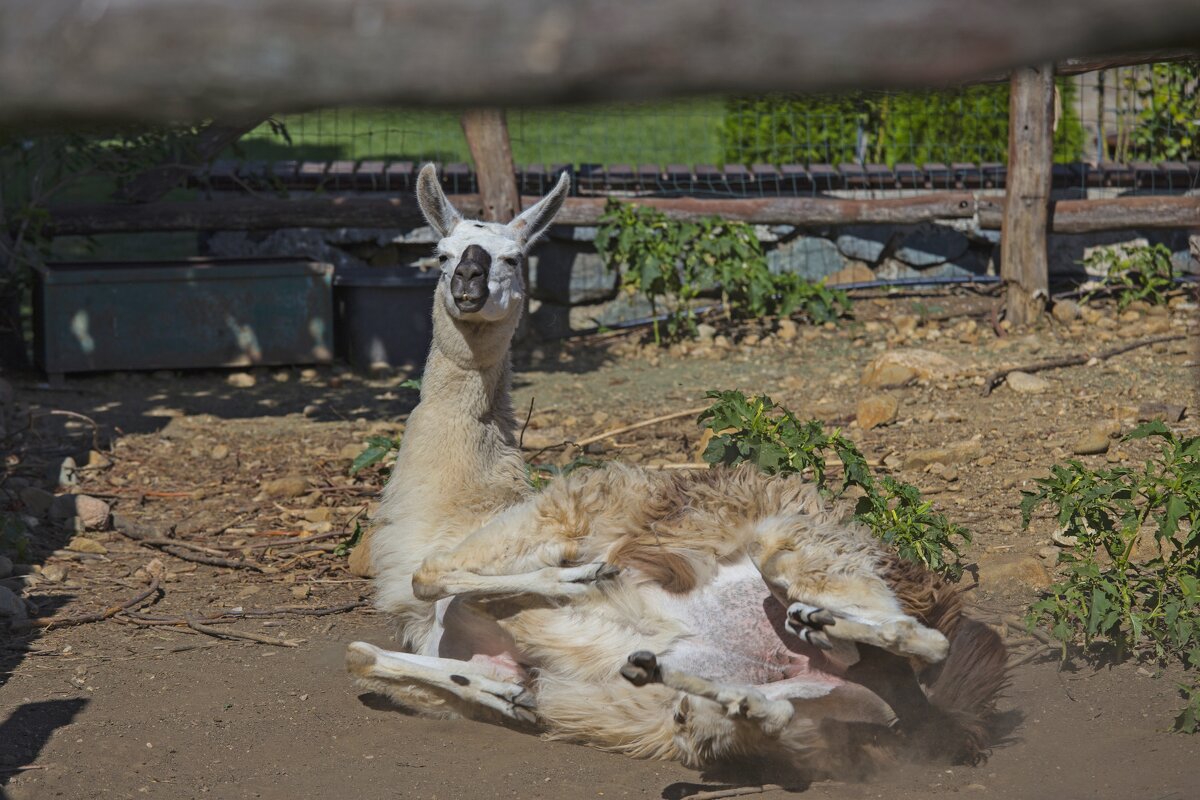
[915,618,1010,764]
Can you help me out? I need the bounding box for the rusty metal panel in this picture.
[33,257,333,375]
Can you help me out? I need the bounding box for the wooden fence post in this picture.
[461,108,530,338]
[1001,63,1056,327]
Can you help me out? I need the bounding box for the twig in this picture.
[684,785,788,800]
[1008,644,1055,668]
[519,395,535,450]
[185,619,301,647]
[981,333,1187,396]
[13,576,160,631]
[575,406,708,447]
[112,513,267,572]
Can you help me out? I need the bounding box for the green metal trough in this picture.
[33,257,333,377]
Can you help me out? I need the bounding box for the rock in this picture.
[1141,316,1171,335]
[226,372,256,388]
[713,335,731,350]
[696,323,717,343]
[1051,300,1080,323]
[66,536,108,555]
[58,495,111,531]
[860,349,960,388]
[0,555,11,580]
[904,437,983,470]
[775,319,798,341]
[892,314,919,337]
[86,450,112,469]
[0,585,28,621]
[826,262,876,286]
[977,553,1052,592]
[262,476,310,498]
[210,444,230,460]
[290,585,312,600]
[40,563,68,583]
[347,529,375,578]
[894,223,969,267]
[1138,402,1186,423]
[741,333,760,347]
[1005,371,1051,394]
[50,456,78,488]
[835,227,892,264]
[302,404,322,418]
[768,236,845,279]
[856,395,899,430]
[303,507,333,524]
[1072,427,1112,455]
[19,487,55,517]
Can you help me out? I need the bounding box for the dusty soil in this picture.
[2,287,1197,800]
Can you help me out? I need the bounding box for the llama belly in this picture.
[647,558,854,689]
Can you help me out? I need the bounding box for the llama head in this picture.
[416,163,570,324]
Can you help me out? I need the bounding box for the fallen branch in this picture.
[574,406,708,447]
[185,619,301,647]
[1008,644,1056,668]
[981,333,1187,396]
[13,575,160,631]
[685,786,789,800]
[112,513,267,572]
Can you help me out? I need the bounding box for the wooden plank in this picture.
[462,109,520,224]
[3,3,1200,123]
[978,195,1200,232]
[41,192,980,236]
[1001,64,1056,327]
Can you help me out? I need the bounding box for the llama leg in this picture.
[346,641,537,723]
[751,515,949,662]
[411,504,617,602]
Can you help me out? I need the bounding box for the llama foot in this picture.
[347,641,538,724]
[786,602,948,662]
[413,561,620,601]
[620,651,793,734]
[783,603,835,650]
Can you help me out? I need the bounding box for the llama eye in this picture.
[503,256,518,266]
[438,254,448,264]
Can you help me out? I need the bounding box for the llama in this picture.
[348,165,1007,776]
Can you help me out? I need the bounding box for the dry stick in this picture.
[575,406,708,447]
[13,576,161,631]
[1008,644,1056,668]
[184,619,301,647]
[685,786,789,800]
[112,513,267,572]
[981,333,1188,396]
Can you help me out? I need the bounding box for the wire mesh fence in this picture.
[226,63,1198,196]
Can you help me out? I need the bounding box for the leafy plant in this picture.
[698,390,969,578]
[721,81,1084,166]
[1022,422,1199,731]
[1081,242,1177,310]
[594,200,850,344]
[347,379,420,477]
[1118,61,1200,162]
[333,521,365,558]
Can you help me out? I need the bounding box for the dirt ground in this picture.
[2,287,1197,800]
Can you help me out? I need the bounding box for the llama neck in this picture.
[388,301,526,507]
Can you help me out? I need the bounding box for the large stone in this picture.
[1005,371,1051,394]
[860,349,960,388]
[903,437,983,470]
[1073,420,1120,455]
[894,223,970,267]
[976,553,1052,592]
[0,554,12,580]
[767,236,845,279]
[262,475,310,498]
[51,494,111,531]
[826,262,876,286]
[530,241,619,306]
[1051,299,1081,323]
[19,487,55,517]
[856,395,899,430]
[0,585,28,621]
[835,226,894,264]
[66,536,108,555]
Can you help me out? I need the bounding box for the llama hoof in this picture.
[620,650,663,687]
[566,562,620,583]
[785,603,836,650]
[513,689,537,710]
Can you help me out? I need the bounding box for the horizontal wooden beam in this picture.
[3,1,1200,124]
[978,195,1200,233]
[40,193,979,235]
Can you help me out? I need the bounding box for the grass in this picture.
[233,100,727,167]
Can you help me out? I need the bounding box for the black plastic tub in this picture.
[333,266,439,369]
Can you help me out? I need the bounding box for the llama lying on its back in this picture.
[348,165,1007,775]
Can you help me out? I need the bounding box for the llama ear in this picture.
[508,170,570,247]
[416,163,462,238]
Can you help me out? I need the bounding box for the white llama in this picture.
[348,165,1006,775]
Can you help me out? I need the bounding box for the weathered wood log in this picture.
[1001,64,1056,327]
[4,1,1200,123]
[978,195,1200,232]
[462,110,521,224]
[40,193,979,235]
